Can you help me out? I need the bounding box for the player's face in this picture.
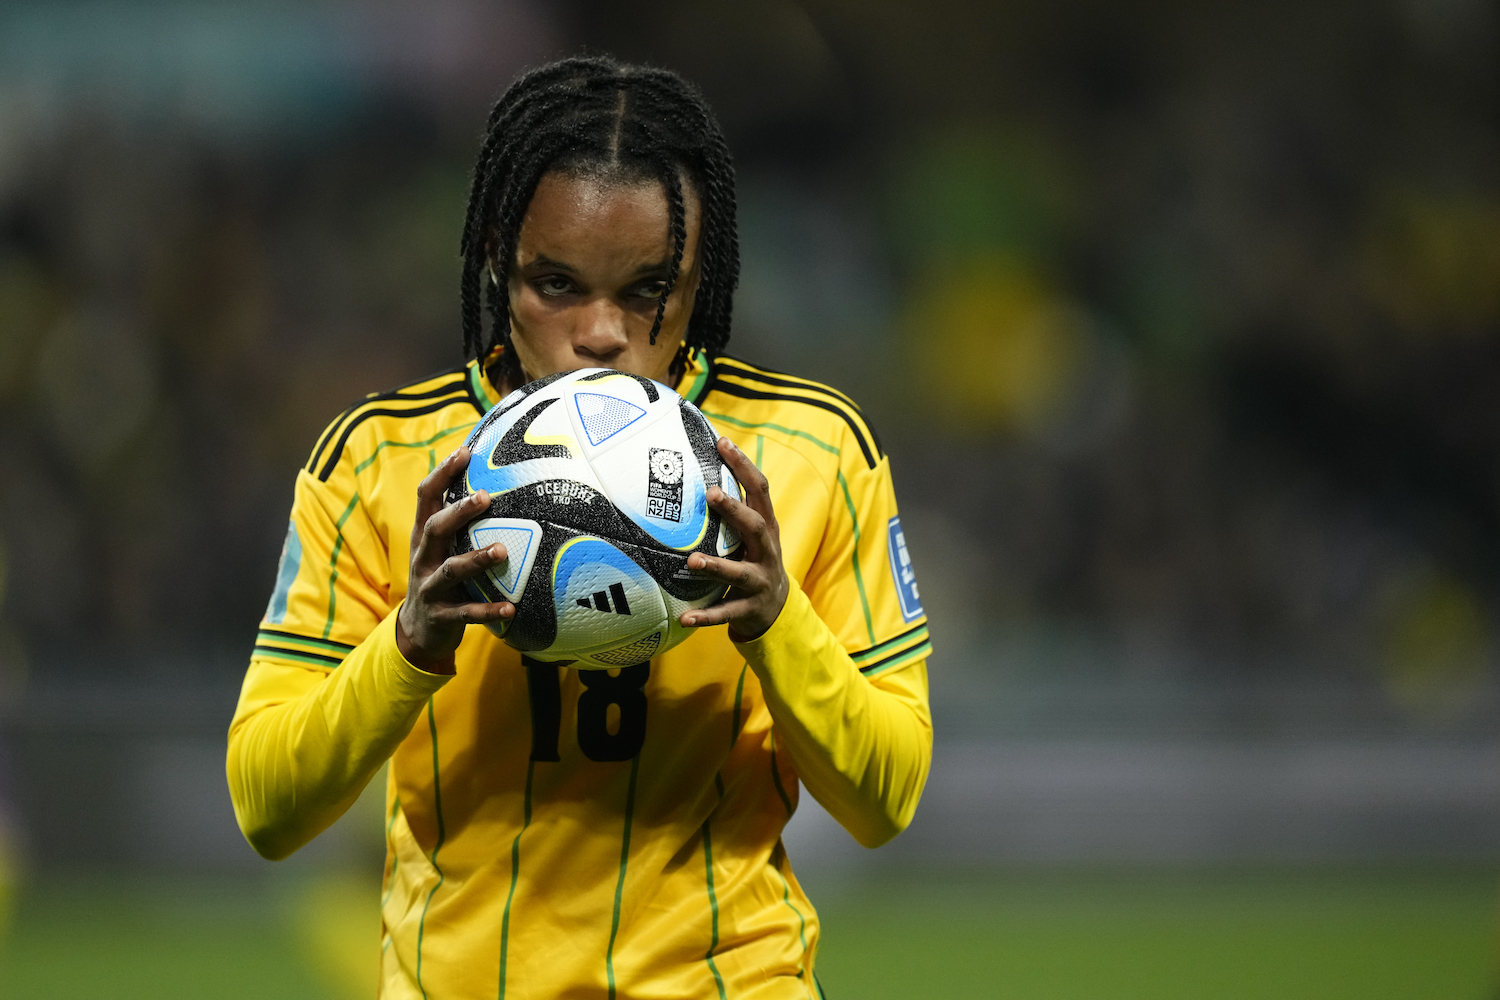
[500,171,702,388]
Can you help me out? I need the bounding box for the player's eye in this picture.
[634,281,667,301]
[535,276,574,296]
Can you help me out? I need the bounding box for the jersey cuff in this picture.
[375,606,458,688]
[734,579,930,681]
[733,574,811,644]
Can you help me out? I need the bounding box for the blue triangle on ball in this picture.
[574,392,647,446]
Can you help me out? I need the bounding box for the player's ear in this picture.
[484,237,501,285]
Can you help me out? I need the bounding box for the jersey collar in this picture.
[468,348,506,413]
[676,347,715,406]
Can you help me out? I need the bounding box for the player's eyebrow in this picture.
[520,255,669,277]
[522,254,576,272]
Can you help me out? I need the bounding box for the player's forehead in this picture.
[513,171,700,273]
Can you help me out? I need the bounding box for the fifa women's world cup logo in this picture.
[647,448,684,521]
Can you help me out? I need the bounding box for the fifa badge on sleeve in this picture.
[886,516,923,622]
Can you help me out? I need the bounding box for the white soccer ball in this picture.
[448,368,743,668]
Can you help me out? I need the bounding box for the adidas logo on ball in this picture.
[446,368,745,669]
[577,583,632,615]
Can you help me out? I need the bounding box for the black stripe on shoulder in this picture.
[717,355,862,410]
[306,369,469,474]
[306,398,365,474]
[716,361,884,458]
[709,381,880,469]
[317,395,472,482]
[257,627,356,652]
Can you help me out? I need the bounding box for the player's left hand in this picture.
[679,437,789,643]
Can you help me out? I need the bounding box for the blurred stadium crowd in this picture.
[2,4,1498,994]
[3,0,1498,710]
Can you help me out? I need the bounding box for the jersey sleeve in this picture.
[228,439,448,861]
[253,465,395,663]
[736,419,933,849]
[800,433,932,678]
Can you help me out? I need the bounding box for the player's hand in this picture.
[396,447,515,672]
[680,437,789,643]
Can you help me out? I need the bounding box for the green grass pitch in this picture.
[1,867,1494,999]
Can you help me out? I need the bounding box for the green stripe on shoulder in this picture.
[835,470,876,646]
[353,422,476,475]
[701,410,839,457]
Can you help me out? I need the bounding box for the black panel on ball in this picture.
[502,522,566,651]
[492,397,572,465]
[578,368,660,403]
[679,399,723,495]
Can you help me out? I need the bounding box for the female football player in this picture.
[229,56,932,999]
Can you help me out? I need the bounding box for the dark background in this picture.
[4,0,1499,693]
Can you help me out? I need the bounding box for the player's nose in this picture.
[573,299,629,362]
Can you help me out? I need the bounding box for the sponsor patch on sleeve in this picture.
[886,516,923,622]
[264,521,302,625]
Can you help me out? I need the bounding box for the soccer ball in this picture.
[447,368,743,668]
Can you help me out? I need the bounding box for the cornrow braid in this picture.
[459,56,739,386]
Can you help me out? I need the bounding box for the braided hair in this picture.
[459,56,739,388]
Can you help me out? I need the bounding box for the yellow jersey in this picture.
[228,349,933,1000]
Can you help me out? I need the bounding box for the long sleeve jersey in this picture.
[227,350,933,1000]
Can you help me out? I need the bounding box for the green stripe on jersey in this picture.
[700,411,839,458]
[469,363,496,410]
[681,349,713,404]
[606,756,642,1000]
[702,817,728,1000]
[251,646,343,670]
[321,494,361,640]
[415,699,447,999]
[850,623,930,664]
[859,640,932,677]
[255,629,353,657]
[835,470,875,646]
[498,760,536,1000]
[353,423,475,475]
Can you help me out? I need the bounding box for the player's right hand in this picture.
[396,447,515,672]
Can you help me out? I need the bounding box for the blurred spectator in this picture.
[0,0,1495,719]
